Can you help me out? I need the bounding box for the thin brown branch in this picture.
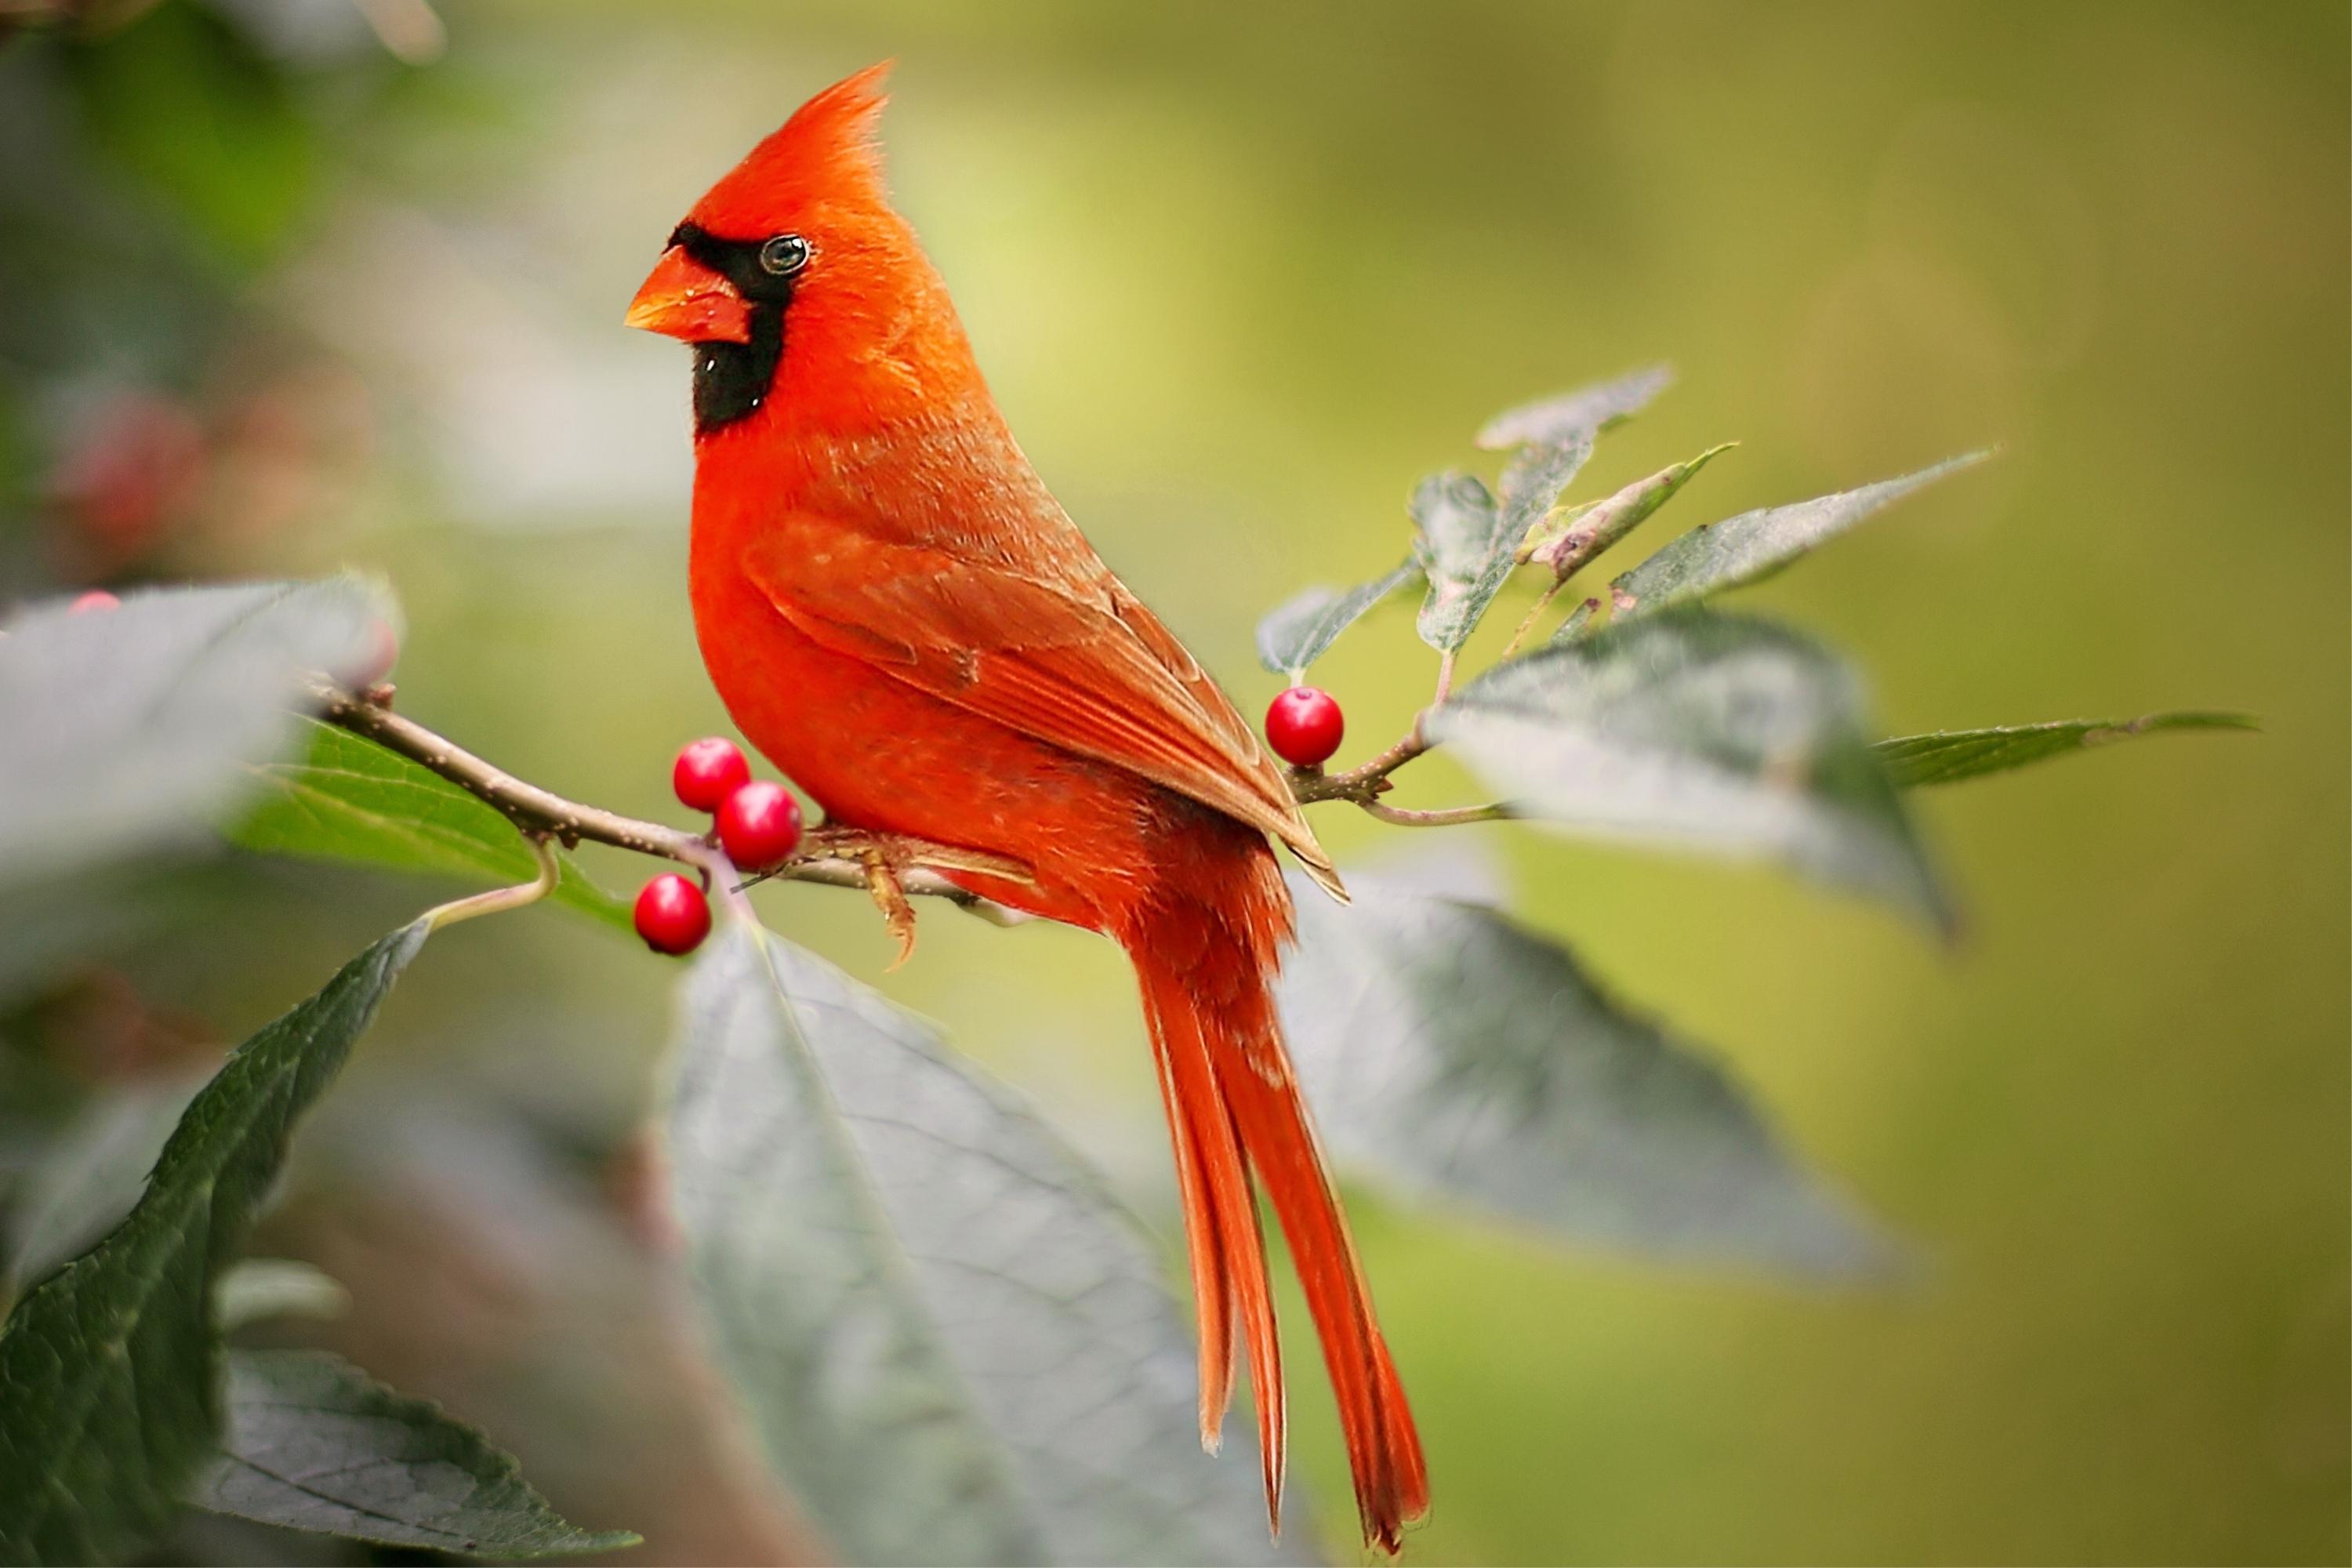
[307,681,1029,921]
[1359,800,1512,827]
[312,661,1499,919]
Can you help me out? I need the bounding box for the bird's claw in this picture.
[855,846,920,968]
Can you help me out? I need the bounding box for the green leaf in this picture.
[1414,432,1592,652]
[232,718,630,929]
[0,923,429,1566]
[668,927,1305,1568]
[1282,874,1895,1276]
[1254,561,1421,676]
[1523,443,1736,579]
[194,1349,638,1557]
[0,579,391,892]
[1428,611,1951,928]
[1475,363,1675,450]
[1610,451,1989,616]
[1875,710,2258,787]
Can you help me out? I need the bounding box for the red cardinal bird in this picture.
[627,64,1426,1552]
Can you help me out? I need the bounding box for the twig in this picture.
[1288,726,1428,804]
[307,681,1028,921]
[1359,800,1512,828]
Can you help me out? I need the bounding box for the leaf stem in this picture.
[1497,582,1566,662]
[421,834,560,931]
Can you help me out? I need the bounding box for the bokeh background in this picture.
[2,2,2344,1562]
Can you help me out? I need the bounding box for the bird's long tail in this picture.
[1121,848,1427,1554]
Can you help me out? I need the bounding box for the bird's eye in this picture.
[759,234,811,277]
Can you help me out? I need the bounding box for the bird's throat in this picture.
[691,303,785,433]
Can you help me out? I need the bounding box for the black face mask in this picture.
[666,223,811,432]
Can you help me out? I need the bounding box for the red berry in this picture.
[673,737,751,813]
[717,780,804,871]
[633,873,711,955]
[68,590,119,615]
[1265,685,1345,767]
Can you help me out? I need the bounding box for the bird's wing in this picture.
[742,517,1344,898]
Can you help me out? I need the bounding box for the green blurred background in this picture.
[2,2,2344,1562]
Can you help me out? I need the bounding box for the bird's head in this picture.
[627,61,975,435]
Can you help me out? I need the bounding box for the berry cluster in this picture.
[633,736,804,955]
[637,695,1341,956]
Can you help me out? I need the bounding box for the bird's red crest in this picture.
[689,60,895,236]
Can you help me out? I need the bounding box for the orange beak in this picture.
[625,245,753,343]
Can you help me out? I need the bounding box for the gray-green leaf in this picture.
[0,579,392,891]
[1475,363,1675,450]
[667,927,1305,1568]
[232,718,629,929]
[1610,451,1989,617]
[1413,434,1595,654]
[1254,561,1421,676]
[1523,444,1736,579]
[194,1349,637,1557]
[1428,611,1950,928]
[0,923,429,1566]
[1875,710,2257,787]
[1280,875,1895,1276]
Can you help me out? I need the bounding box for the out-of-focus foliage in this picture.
[0,581,387,886]
[1280,873,1895,1276]
[670,927,1309,1568]
[198,1348,640,1555]
[1432,613,1950,927]
[0,921,428,1565]
[0,2,2341,1565]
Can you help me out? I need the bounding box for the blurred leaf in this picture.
[0,921,428,1566]
[5,1072,203,1292]
[1281,876,1895,1276]
[0,579,390,892]
[214,1259,349,1331]
[1549,597,1600,644]
[1876,711,2258,786]
[668,927,1307,1568]
[1610,452,1990,617]
[233,718,630,929]
[1475,363,1675,450]
[63,1,316,266]
[1255,561,1421,675]
[1523,444,1737,578]
[1428,611,1949,927]
[194,1349,637,1556]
